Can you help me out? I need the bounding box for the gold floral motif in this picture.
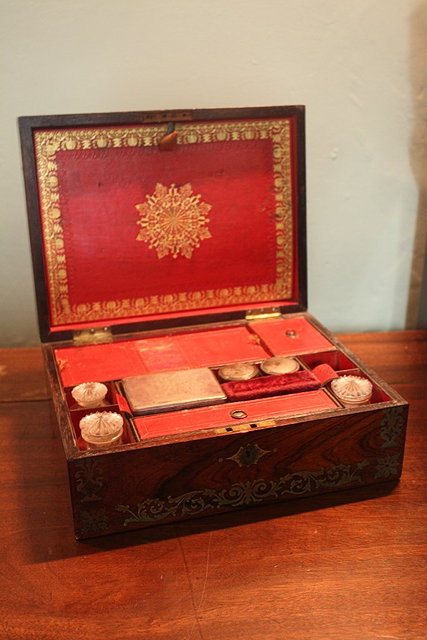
[34,119,293,325]
[115,460,370,525]
[136,183,212,259]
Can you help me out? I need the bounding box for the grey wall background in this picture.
[1,0,426,346]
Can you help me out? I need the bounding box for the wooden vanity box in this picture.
[19,106,408,539]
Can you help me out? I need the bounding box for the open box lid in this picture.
[19,106,307,343]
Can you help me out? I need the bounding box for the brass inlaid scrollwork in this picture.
[115,460,369,525]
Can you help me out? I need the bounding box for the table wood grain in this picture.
[0,331,426,640]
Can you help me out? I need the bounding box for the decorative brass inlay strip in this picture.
[115,460,370,525]
[73,407,405,536]
[34,119,293,326]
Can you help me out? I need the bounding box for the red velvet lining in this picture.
[311,364,339,386]
[222,370,320,401]
[299,350,355,370]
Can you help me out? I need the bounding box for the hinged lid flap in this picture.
[20,106,307,342]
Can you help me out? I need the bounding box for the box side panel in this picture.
[42,344,78,458]
[69,403,407,539]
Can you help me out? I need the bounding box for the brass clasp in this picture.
[73,327,113,346]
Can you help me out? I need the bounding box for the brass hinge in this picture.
[73,326,113,346]
[245,308,282,322]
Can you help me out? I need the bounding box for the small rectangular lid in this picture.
[19,106,307,342]
[122,368,227,415]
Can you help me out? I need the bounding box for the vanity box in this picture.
[19,106,408,539]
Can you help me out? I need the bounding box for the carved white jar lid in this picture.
[79,411,123,447]
[218,362,259,381]
[331,375,373,406]
[71,382,108,408]
[260,356,300,375]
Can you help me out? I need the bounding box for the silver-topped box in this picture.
[122,368,226,415]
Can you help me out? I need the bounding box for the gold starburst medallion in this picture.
[136,183,212,259]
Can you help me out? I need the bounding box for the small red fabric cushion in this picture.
[311,364,338,386]
[222,370,320,401]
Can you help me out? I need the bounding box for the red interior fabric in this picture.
[56,341,147,388]
[55,139,277,306]
[56,325,269,387]
[115,393,132,416]
[251,317,334,355]
[311,363,339,386]
[168,326,270,368]
[222,370,320,401]
[33,115,301,330]
[135,390,338,439]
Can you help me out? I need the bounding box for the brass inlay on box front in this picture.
[114,459,372,526]
[220,443,272,468]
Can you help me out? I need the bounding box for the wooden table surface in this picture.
[0,331,426,640]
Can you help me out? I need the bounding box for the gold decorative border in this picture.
[34,119,293,326]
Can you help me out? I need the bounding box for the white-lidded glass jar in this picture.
[330,375,373,407]
[71,382,108,409]
[79,411,124,449]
